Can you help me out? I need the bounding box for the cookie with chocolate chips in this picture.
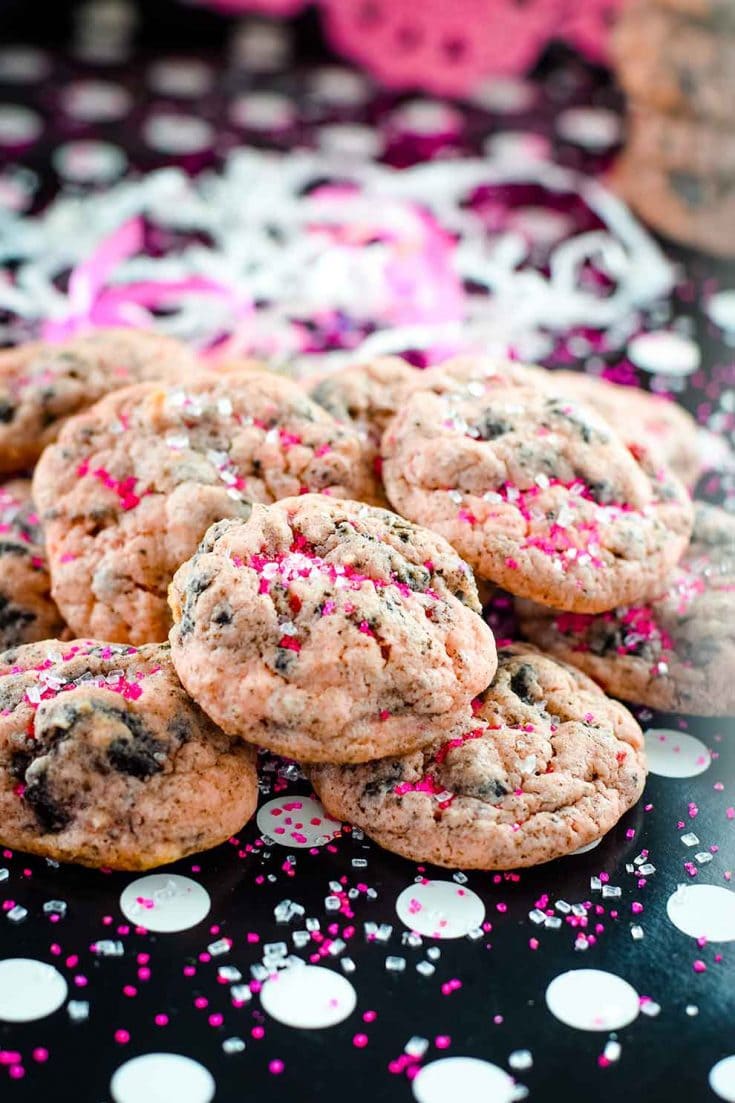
[381,382,693,612]
[33,369,380,645]
[517,503,735,716]
[310,643,645,869]
[0,329,198,476]
[613,2,735,123]
[543,370,702,488]
[613,154,735,259]
[168,494,496,763]
[0,639,257,869]
[0,479,66,649]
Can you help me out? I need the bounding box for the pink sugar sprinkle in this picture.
[114,1030,130,1045]
[693,960,707,973]
[353,1034,369,1048]
[435,1036,451,1049]
[32,1048,48,1063]
[154,1014,168,1026]
[77,462,143,511]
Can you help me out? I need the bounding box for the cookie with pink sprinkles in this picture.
[0,639,257,869]
[310,643,646,869]
[381,382,694,613]
[0,328,198,476]
[543,369,702,488]
[168,494,496,763]
[33,369,379,645]
[0,479,66,649]
[517,503,735,716]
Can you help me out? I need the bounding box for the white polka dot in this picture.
[318,124,383,160]
[143,114,213,155]
[710,1056,735,1101]
[706,290,735,333]
[628,331,701,377]
[471,77,536,114]
[0,46,49,82]
[412,1057,515,1103]
[230,22,291,72]
[61,80,131,122]
[230,92,296,131]
[390,99,463,136]
[483,130,550,164]
[110,1053,215,1103]
[395,880,485,939]
[545,969,639,1031]
[148,59,213,98]
[307,67,370,106]
[260,964,357,1029]
[556,107,622,151]
[119,875,211,933]
[666,885,735,942]
[0,959,67,1022]
[644,729,711,778]
[0,104,42,146]
[256,796,341,848]
[53,140,127,183]
[566,837,602,857]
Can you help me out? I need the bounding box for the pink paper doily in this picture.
[559,0,622,65]
[196,0,626,92]
[321,0,564,96]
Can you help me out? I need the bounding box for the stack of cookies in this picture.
[0,328,729,873]
[611,0,735,256]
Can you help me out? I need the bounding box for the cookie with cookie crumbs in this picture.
[0,479,66,649]
[168,494,496,763]
[381,383,693,612]
[0,329,198,476]
[309,354,538,488]
[33,369,379,645]
[310,643,645,869]
[0,639,257,869]
[308,357,416,446]
[517,503,735,716]
[545,370,702,488]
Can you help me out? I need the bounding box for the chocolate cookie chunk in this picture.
[311,643,645,869]
[0,479,65,649]
[169,494,496,763]
[33,369,379,644]
[381,382,694,612]
[517,503,735,716]
[0,329,197,476]
[0,639,257,869]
